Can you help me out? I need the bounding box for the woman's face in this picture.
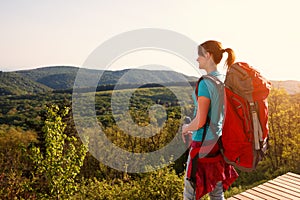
[197,46,209,69]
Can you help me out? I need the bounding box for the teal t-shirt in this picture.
[192,71,225,141]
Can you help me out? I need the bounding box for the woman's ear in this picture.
[205,51,212,59]
[206,52,215,64]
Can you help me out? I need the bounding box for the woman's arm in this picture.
[182,96,210,139]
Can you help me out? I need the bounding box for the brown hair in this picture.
[199,40,236,68]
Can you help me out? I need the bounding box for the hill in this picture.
[0,66,299,95]
[271,80,300,94]
[16,66,197,90]
[16,66,80,90]
[0,71,51,95]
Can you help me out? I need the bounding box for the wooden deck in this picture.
[227,172,300,200]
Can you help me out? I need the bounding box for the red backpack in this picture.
[221,62,271,171]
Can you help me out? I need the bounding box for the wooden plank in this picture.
[263,182,300,199]
[287,172,300,179]
[252,186,288,200]
[229,173,300,200]
[257,185,293,200]
[246,189,278,200]
[282,173,300,182]
[232,194,253,200]
[273,177,300,190]
[277,176,300,187]
[283,173,300,181]
[226,197,240,200]
[270,179,300,193]
[239,191,265,200]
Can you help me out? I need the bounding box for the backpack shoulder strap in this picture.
[195,74,225,146]
[194,74,223,140]
[195,74,223,97]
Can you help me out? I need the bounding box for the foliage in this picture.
[0,124,37,174]
[29,105,88,199]
[73,164,184,200]
[0,125,37,199]
[267,89,300,174]
[0,92,70,130]
[0,170,36,199]
[0,86,299,199]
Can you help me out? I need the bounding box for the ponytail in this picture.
[223,48,236,68]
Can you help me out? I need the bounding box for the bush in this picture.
[74,164,184,200]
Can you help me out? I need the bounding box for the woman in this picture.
[182,40,239,200]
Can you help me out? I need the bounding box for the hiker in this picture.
[182,40,239,200]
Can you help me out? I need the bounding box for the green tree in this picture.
[30,105,88,199]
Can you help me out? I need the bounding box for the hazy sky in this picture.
[1,0,299,80]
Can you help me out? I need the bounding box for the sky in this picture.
[0,0,300,81]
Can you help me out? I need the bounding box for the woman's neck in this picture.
[205,64,217,74]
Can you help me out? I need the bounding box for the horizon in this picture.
[1,1,300,81]
[2,64,299,82]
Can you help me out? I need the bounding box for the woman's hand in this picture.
[182,124,192,144]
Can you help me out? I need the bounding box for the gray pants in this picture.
[183,178,224,200]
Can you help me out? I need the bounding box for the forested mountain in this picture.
[13,66,197,91]
[16,66,79,90]
[0,66,299,95]
[271,80,300,94]
[0,71,51,95]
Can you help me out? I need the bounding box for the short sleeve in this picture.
[197,80,210,99]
